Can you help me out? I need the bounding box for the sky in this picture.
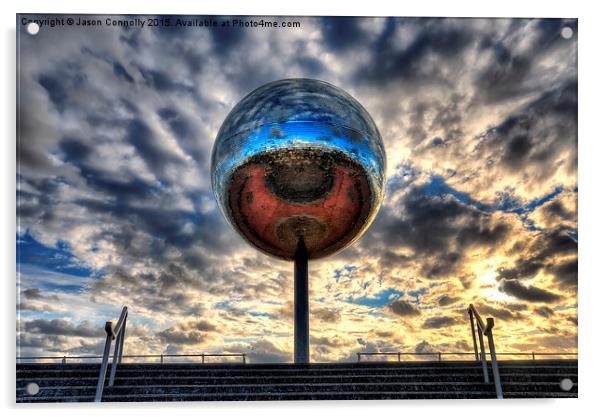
[16,15,577,363]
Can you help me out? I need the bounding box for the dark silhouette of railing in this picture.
[95,306,128,402]
[356,351,577,362]
[468,304,502,398]
[17,353,248,364]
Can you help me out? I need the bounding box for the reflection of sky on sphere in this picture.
[212,78,387,237]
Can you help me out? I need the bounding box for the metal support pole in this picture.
[294,237,309,364]
[118,319,126,365]
[469,310,479,361]
[477,327,489,383]
[486,319,503,399]
[108,329,123,387]
[94,329,113,402]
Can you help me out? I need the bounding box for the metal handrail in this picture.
[16,350,576,364]
[17,353,248,364]
[95,306,128,402]
[468,304,503,399]
[356,351,577,362]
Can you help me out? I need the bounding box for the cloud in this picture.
[312,308,341,323]
[549,259,578,289]
[23,319,101,338]
[21,288,43,299]
[16,15,577,360]
[499,279,562,303]
[437,295,461,307]
[157,319,219,345]
[534,306,555,318]
[415,340,436,353]
[422,316,459,329]
[387,300,421,317]
[234,338,292,363]
[475,303,523,321]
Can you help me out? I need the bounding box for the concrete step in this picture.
[16,360,578,402]
[18,381,577,398]
[17,390,500,402]
[16,373,578,388]
[17,365,577,379]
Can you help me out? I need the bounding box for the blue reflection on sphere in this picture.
[211,78,386,260]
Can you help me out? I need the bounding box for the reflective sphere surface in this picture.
[211,79,386,260]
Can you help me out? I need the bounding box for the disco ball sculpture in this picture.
[211,78,386,260]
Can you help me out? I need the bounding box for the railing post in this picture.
[62,356,66,364]
[486,318,503,399]
[95,307,128,402]
[202,353,205,364]
[397,352,401,362]
[477,326,489,383]
[468,309,479,361]
[242,354,246,364]
[108,325,124,387]
[94,325,114,402]
[118,318,126,365]
[532,352,535,361]
[438,352,442,361]
[160,354,164,364]
[357,353,361,362]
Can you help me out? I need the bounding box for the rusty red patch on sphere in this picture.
[228,149,371,259]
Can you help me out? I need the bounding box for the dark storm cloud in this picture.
[355,18,474,86]
[496,228,577,294]
[437,295,461,307]
[499,279,562,303]
[24,319,102,338]
[542,199,574,222]
[548,259,578,288]
[92,267,209,317]
[210,19,246,53]
[475,303,523,321]
[357,179,510,277]
[127,119,184,175]
[404,183,508,253]
[422,316,459,329]
[474,19,575,104]
[138,67,195,94]
[534,306,555,318]
[497,259,544,281]
[68,197,230,264]
[38,74,69,112]
[21,288,43,299]
[36,59,88,113]
[113,61,135,83]
[387,300,421,317]
[477,80,577,172]
[18,288,60,312]
[320,17,368,51]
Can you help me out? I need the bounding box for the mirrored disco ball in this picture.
[211,78,386,260]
